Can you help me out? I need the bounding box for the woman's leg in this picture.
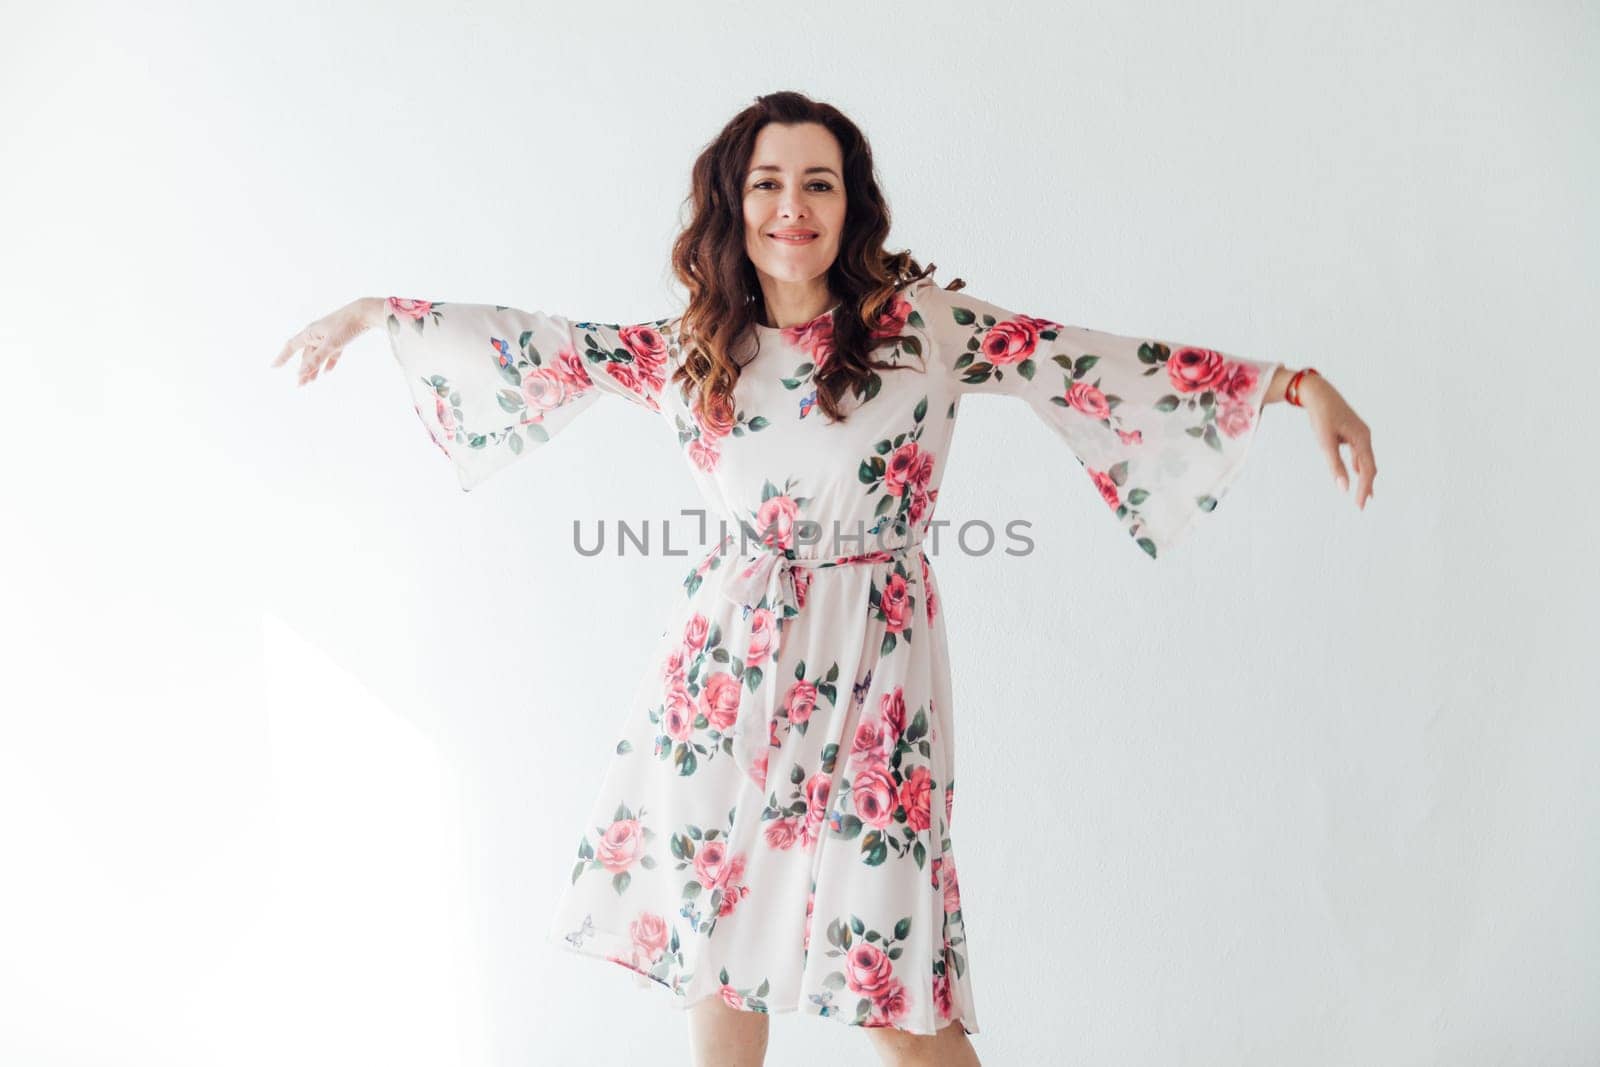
[865,1019,981,1067]
[687,996,770,1067]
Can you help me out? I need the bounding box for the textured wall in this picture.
[4,0,1596,1064]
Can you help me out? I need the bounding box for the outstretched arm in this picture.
[272,295,674,491]
[907,277,1353,558]
[1268,370,1375,509]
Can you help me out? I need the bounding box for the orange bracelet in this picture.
[1287,366,1320,407]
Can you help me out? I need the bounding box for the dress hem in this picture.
[542,925,980,1038]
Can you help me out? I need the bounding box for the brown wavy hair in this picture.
[669,90,964,426]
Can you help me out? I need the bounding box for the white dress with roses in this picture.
[381,277,1280,1037]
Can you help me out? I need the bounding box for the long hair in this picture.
[669,91,964,426]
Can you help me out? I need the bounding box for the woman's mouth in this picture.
[769,233,818,244]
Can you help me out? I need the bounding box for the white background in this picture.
[3,1,1596,1064]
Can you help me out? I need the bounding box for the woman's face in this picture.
[742,121,847,288]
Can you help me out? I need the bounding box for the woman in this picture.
[271,91,1374,1067]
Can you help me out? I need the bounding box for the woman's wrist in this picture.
[358,296,388,330]
[1288,367,1326,407]
[1266,365,1295,405]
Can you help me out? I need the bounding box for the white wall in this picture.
[3,1,1596,1064]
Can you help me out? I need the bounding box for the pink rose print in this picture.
[907,487,931,526]
[386,297,432,320]
[1217,398,1255,439]
[719,984,744,1010]
[521,367,572,414]
[803,889,815,952]
[879,687,907,740]
[1116,427,1144,445]
[687,437,721,472]
[898,766,933,832]
[921,553,938,625]
[596,817,644,873]
[620,324,667,376]
[942,856,962,915]
[980,317,1042,365]
[683,613,709,651]
[1089,468,1121,510]
[873,982,909,1026]
[1064,381,1111,420]
[878,572,910,634]
[883,441,921,497]
[852,764,899,829]
[415,404,452,457]
[746,607,778,666]
[869,292,913,342]
[788,313,837,372]
[930,855,943,892]
[755,494,800,550]
[806,773,831,814]
[693,841,751,917]
[1215,360,1262,402]
[552,347,590,390]
[801,773,831,850]
[604,361,643,395]
[764,817,800,850]
[1167,347,1227,393]
[614,323,667,403]
[630,912,670,963]
[699,391,736,440]
[692,840,735,889]
[844,941,898,998]
[837,550,894,566]
[852,720,893,766]
[749,749,769,791]
[663,683,696,742]
[786,680,819,726]
[933,972,953,1019]
[434,396,457,436]
[792,566,812,610]
[699,672,743,733]
[662,646,686,681]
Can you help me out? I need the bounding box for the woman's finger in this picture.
[297,341,325,384]
[1323,431,1350,493]
[272,330,307,368]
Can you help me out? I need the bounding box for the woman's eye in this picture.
[753,180,833,191]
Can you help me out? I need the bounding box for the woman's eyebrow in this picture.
[749,165,841,179]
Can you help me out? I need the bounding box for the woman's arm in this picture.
[1263,365,1293,404]
[1277,370,1376,508]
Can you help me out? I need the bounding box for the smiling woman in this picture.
[669,94,948,430]
[741,128,846,336]
[271,85,1372,1067]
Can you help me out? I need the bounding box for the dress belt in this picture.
[713,532,926,786]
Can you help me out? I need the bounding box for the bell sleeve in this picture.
[906,278,1281,559]
[383,296,673,491]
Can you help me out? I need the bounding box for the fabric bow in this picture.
[718,547,801,786]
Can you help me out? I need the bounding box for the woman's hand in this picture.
[270,297,387,386]
[1298,374,1376,510]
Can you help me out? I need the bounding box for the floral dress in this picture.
[382,277,1280,1037]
